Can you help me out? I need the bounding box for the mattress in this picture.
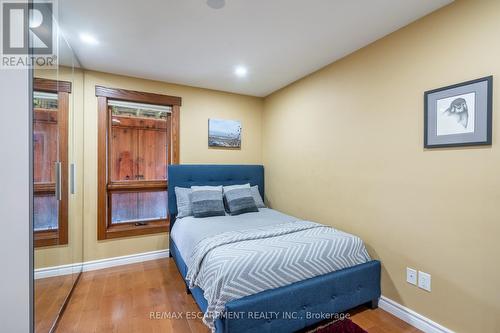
[171,208,298,266]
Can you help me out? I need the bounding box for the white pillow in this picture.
[222,183,250,194]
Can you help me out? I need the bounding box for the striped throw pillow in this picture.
[224,186,259,215]
[191,186,225,218]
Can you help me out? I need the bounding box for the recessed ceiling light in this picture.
[80,33,99,45]
[207,0,225,9]
[29,10,43,28]
[235,66,248,78]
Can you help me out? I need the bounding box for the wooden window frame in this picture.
[96,86,181,240]
[34,78,71,247]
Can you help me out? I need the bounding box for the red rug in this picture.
[306,319,367,333]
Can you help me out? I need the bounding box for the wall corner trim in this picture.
[379,296,455,333]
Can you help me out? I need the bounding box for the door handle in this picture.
[70,163,76,195]
[55,162,62,201]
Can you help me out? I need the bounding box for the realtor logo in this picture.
[1,0,58,69]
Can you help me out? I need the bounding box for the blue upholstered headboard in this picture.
[168,164,264,227]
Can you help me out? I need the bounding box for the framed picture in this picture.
[208,118,241,148]
[424,76,493,148]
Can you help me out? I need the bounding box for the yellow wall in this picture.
[35,68,263,267]
[82,70,263,262]
[262,1,500,332]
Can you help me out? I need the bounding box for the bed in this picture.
[168,164,381,333]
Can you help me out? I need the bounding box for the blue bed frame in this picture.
[168,164,381,333]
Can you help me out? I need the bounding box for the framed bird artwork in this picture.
[424,76,492,148]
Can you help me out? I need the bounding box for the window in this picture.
[96,86,181,240]
[33,78,72,247]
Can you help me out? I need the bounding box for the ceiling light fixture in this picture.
[234,66,248,78]
[207,0,225,10]
[29,10,43,28]
[80,33,99,45]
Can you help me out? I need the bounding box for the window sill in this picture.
[99,219,169,240]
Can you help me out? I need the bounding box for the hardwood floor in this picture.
[55,258,421,333]
[35,274,78,333]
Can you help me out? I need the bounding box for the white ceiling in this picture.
[59,0,452,97]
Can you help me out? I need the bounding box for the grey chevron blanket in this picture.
[185,220,371,332]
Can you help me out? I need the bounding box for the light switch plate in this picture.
[406,267,417,285]
[418,271,431,292]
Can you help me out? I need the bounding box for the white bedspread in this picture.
[170,208,298,265]
[174,211,371,332]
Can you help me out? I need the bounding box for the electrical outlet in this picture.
[418,271,431,292]
[406,267,417,285]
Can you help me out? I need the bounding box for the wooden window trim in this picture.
[34,77,72,93]
[34,78,71,248]
[96,86,181,240]
[95,86,181,106]
[107,180,167,191]
[35,229,60,247]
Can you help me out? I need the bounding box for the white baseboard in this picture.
[35,249,170,279]
[379,296,455,333]
[82,249,170,272]
[34,262,82,279]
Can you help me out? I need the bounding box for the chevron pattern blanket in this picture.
[185,221,371,332]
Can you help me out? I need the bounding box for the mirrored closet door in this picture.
[33,81,68,247]
[33,28,84,333]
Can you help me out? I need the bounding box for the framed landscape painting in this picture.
[208,118,241,148]
[424,76,492,148]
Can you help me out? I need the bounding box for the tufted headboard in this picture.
[167,164,264,229]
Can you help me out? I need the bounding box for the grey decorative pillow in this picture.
[224,186,259,215]
[222,184,250,213]
[174,187,192,218]
[191,186,225,218]
[251,185,265,208]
